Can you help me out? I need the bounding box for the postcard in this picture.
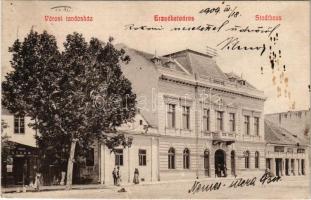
[1,1,310,199]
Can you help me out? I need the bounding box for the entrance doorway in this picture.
[214,149,226,177]
[275,158,282,177]
[204,149,210,177]
[285,159,289,175]
[13,157,30,185]
[231,151,235,176]
[266,158,271,170]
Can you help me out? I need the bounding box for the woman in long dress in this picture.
[133,168,139,184]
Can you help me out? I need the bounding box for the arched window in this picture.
[245,151,250,169]
[168,147,175,169]
[255,151,259,168]
[183,148,190,169]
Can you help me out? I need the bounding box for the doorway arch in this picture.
[215,149,226,177]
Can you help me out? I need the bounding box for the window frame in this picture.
[183,148,190,169]
[86,148,95,166]
[203,109,210,131]
[182,106,190,130]
[255,151,259,168]
[216,111,223,131]
[115,149,124,166]
[167,104,176,128]
[138,149,147,166]
[254,117,260,136]
[244,115,250,135]
[168,147,175,169]
[245,151,250,169]
[14,115,25,134]
[229,113,236,132]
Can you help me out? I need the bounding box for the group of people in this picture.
[112,167,140,186]
[112,166,121,186]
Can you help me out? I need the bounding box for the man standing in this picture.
[112,167,117,186]
[116,166,121,186]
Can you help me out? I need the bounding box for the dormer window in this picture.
[164,61,176,70]
[151,57,161,65]
[228,77,236,82]
[239,80,246,85]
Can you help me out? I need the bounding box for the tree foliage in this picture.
[2,30,136,184]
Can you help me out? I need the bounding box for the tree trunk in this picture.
[66,139,77,190]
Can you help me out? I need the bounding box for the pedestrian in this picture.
[217,163,221,177]
[116,166,121,186]
[34,172,41,191]
[223,164,227,177]
[112,167,117,186]
[133,168,139,184]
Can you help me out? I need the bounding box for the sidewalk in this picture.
[1,184,109,194]
[2,174,307,194]
[1,176,235,194]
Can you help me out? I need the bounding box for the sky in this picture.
[2,1,310,114]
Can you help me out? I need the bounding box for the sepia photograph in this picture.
[1,1,310,199]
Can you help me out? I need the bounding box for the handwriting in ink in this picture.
[228,177,256,188]
[50,6,72,12]
[188,180,222,194]
[199,1,241,18]
[259,172,281,184]
[216,37,266,56]
[187,172,281,194]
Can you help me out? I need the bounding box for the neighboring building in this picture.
[265,110,310,139]
[1,108,38,186]
[264,119,308,177]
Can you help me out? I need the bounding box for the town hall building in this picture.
[96,45,268,185]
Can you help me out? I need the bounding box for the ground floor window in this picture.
[244,151,250,169]
[183,148,190,169]
[115,149,123,166]
[168,147,175,169]
[255,151,259,168]
[86,148,94,166]
[139,149,146,166]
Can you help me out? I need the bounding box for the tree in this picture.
[2,30,136,188]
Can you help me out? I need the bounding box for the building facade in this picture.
[264,119,308,177]
[1,108,38,186]
[97,45,267,185]
[2,46,309,187]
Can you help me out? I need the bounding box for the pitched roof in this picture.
[264,119,307,146]
[163,49,228,80]
[225,72,256,89]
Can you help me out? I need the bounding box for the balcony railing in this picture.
[211,131,236,145]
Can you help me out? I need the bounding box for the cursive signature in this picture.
[217,37,266,56]
[187,172,281,194]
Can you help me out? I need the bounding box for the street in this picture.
[2,175,310,199]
